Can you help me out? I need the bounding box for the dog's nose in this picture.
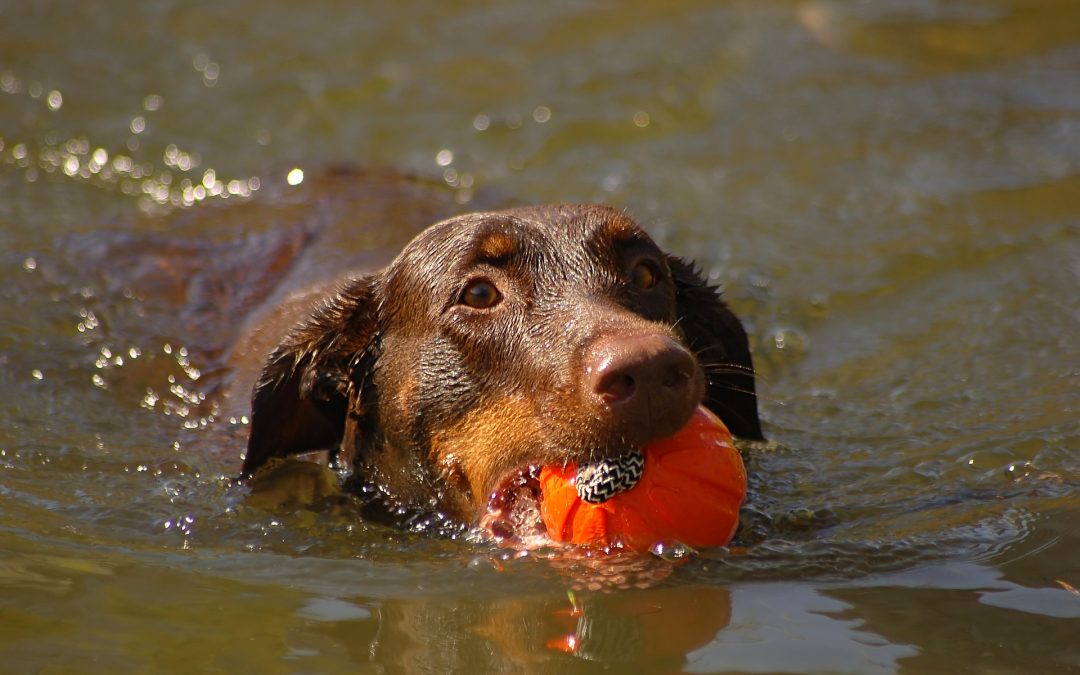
[585,333,700,444]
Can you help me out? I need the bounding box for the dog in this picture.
[238,203,762,539]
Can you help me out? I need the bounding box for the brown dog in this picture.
[239,203,762,536]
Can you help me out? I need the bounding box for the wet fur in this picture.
[241,204,762,524]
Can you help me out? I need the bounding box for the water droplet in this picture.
[0,71,19,94]
[46,90,62,111]
[286,168,304,186]
[113,155,133,173]
[533,106,551,123]
[435,149,453,166]
[650,541,696,561]
[203,62,220,85]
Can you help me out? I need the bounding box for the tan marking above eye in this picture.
[459,279,502,309]
[629,261,658,289]
[603,214,639,240]
[477,231,515,260]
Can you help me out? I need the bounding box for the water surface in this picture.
[2,1,1078,672]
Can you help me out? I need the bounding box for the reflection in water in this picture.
[325,561,1080,673]
[549,586,732,665]
[690,583,916,675]
[359,584,735,672]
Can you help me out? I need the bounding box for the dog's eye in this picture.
[629,261,658,289]
[459,279,502,309]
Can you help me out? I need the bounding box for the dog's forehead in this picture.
[396,203,651,264]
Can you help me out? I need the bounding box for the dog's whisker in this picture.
[701,363,767,385]
[700,361,757,375]
[700,395,764,430]
[703,381,759,399]
[705,384,782,408]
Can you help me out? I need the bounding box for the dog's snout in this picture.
[590,334,694,402]
[585,333,701,444]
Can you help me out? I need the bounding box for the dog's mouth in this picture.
[476,453,646,548]
[475,448,649,548]
[478,464,552,548]
[476,464,686,591]
[475,405,746,553]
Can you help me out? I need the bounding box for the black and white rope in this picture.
[575,449,645,504]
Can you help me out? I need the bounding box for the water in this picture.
[2,0,1079,672]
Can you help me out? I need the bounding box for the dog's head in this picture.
[242,204,761,526]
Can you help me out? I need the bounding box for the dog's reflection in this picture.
[342,583,733,671]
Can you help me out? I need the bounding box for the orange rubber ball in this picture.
[539,406,747,552]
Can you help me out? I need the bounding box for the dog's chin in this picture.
[478,464,553,548]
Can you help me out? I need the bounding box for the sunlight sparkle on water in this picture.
[0,68,254,210]
[90,148,108,170]
[193,53,221,87]
[0,71,19,94]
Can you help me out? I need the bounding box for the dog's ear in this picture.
[241,276,380,478]
[667,256,764,439]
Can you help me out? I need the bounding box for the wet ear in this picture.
[241,276,380,478]
[667,256,764,439]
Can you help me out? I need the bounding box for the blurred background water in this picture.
[1,0,1078,672]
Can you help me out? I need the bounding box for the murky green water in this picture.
[2,0,1079,672]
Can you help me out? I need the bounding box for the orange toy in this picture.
[539,406,746,552]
